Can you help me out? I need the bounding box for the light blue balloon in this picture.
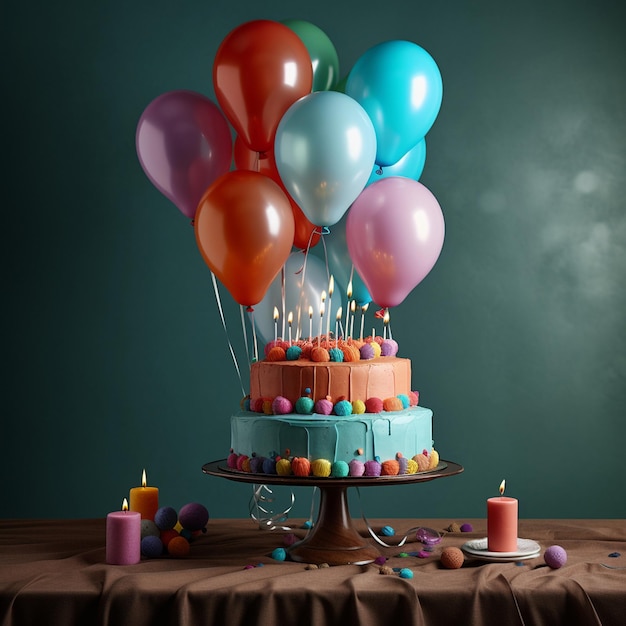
[346,40,442,167]
[317,212,372,306]
[366,138,426,186]
[274,91,377,227]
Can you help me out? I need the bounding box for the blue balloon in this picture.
[366,138,426,186]
[346,40,442,167]
[274,91,377,227]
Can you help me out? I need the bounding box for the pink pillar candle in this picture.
[487,480,518,552]
[106,499,141,565]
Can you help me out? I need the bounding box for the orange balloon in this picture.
[195,171,295,307]
[233,136,320,250]
[213,20,313,153]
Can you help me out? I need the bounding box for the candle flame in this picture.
[362,303,369,313]
[499,479,506,495]
[336,307,343,321]
[141,468,147,488]
[321,290,326,303]
[383,309,390,324]
[273,306,279,321]
[122,498,129,512]
[320,303,325,317]
[288,311,293,325]
[351,300,356,313]
[308,306,313,318]
[328,275,334,295]
[347,280,353,299]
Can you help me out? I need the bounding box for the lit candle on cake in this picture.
[383,309,390,340]
[345,280,352,340]
[335,306,342,341]
[349,300,356,339]
[359,303,369,342]
[318,302,325,347]
[326,275,334,339]
[288,311,293,345]
[308,306,313,340]
[487,480,518,552]
[273,306,279,342]
[129,469,159,520]
[106,498,141,565]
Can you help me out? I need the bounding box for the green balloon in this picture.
[282,20,340,92]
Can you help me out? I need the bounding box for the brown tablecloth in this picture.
[1,518,625,625]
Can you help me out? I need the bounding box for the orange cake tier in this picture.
[249,357,412,405]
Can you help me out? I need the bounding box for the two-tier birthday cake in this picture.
[227,335,439,478]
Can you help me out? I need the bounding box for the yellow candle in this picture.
[129,469,159,520]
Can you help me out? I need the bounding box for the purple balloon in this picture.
[346,177,445,308]
[136,90,233,219]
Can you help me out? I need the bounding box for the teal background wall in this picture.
[4,0,626,521]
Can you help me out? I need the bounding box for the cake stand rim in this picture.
[202,459,463,487]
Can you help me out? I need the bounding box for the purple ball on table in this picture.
[179,502,210,531]
[544,545,567,569]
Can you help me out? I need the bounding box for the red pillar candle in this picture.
[106,498,141,565]
[129,469,159,520]
[487,480,518,552]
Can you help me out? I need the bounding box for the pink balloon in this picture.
[346,177,445,307]
[136,90,233,219]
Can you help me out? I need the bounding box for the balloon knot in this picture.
[257,151,268,160]
[376,166,383,175]
[246,306,255,313]
[375,308,386,319]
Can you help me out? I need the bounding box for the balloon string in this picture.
[281,267,286,341]
[248,307,259,362]
[210,271,246,398]
[249,483,295,531]
[239,305,250,363]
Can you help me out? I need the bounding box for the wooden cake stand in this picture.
[202,459,463,566]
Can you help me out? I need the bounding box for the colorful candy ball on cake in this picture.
[267,346,286,361]
[381,339,398,356]
[381,459,400,476]
[359,343,375,360]
[227,451,239,468]
[311,459,332,477]
[250,456,265,473]
[329,347,344,362]
[383,397,403,412]
[295,396,314,414]
[544,545,567,569]
[179,502,209,532]
[311,347,330,362]
[408,391,419,406]
[413,452,430,472]
[272,396,293,415]
[440,547,464,569]
[314,398,334,415]
[365,397,384,413]
[286,345,302,361]
[429,449,440,470]
[352,399,366,414]
[154,506,178,531]
[262,457,277,474]
[331,460,349,477]
[349,459,365,477]
[334,399,352,416]
[276,458,292,476]
[364,459,382,476]
[292,457,311,477]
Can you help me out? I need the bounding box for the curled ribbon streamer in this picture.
[211,272,246,397]
[249,484,296,531]
[355,487,443,548]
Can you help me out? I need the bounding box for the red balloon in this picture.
[233,136,320,250]
[195,171,295,307]
[213,20,313,153]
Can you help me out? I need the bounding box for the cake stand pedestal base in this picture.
[287,484,380,565]
[202,460,463,566]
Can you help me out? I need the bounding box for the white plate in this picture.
[461,538,541,562]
